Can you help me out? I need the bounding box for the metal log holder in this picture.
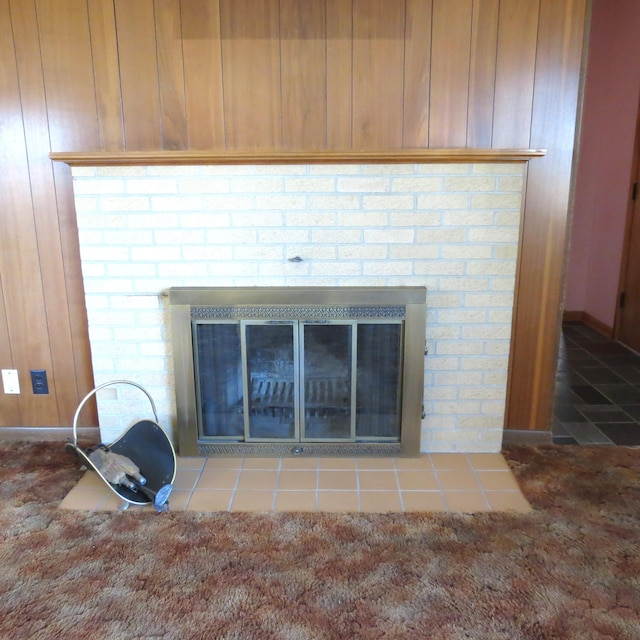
[67,380,177,512]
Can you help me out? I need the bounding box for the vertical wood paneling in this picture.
[352,0,405,148]
[9,0,59,424]
[87,0,124,150]
[0,0,589,434]
[2,1,56,425]
[280,0,327,149]
[181,0,225,149]
[0,273,19,425]
[0,0,22,425]
[429,0,473,147]
[35,0,103,409]
[507,0,587,430]
[492,0,540,148]
[220,0,282,149]
[326,0,352,149]
[35,0,100,151]
[40,0,98,425]
[51,159,97,427]
[114,0,162,150]
[18,0,98,424]
[10,2,51,159]
[403,0,432,148]
[467,0,499,148]
[154,0,188,150]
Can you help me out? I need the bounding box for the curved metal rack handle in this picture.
[72,379,160,448]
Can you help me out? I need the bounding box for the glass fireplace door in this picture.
[194,322,244,439]
[356,322,403,439]
[301,322,354,441]
[243,321,299,441]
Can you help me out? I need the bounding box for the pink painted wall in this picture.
[564,0,640,329]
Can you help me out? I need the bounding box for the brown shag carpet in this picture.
[1,443,639,639]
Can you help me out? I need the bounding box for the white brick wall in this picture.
[72,162,525,453]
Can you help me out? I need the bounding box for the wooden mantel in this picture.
[50,148,545,167]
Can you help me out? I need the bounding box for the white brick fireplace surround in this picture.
[71,162,524,453]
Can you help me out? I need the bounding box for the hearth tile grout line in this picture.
[316,462,322,511]
[466,454,492,511]
[228,459,245,512]
[392,460,406,512]
[271,460,283,511]
[183,460,207,511]
[429,454,450,512]
[94,489,111,511]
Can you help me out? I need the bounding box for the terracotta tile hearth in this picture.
[60,453,531,514]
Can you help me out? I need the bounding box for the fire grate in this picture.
[249,377,350,418]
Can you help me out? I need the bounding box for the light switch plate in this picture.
[1,369,20,394]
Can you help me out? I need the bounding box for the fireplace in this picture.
[170,286,426,457]
[67,160,525,454]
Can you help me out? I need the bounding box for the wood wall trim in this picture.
[0,426,100,443]
[50,148,545,167]
[504,0,587,432]
[501,429,553,447]
[563,310,614,338]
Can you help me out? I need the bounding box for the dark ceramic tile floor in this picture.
[553,322,640,446]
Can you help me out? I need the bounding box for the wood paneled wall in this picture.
[0,0,587,432]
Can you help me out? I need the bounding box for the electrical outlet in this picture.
[2,369,20,394]
[30,369,49,395]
